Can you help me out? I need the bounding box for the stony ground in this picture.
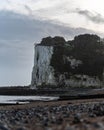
[0,99,104,130]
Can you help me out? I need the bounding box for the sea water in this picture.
[0,96,59,104]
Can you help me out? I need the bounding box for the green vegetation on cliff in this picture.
[41,34,104,80]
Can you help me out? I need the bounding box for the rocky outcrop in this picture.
[31,35,104,88]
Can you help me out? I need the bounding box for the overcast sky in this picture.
[0,0,104,86]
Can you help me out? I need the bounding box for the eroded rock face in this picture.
[31,45,56,87]
[31,35,104,88]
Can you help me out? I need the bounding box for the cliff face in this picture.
[31,35,104,88]
[31,45,56,87]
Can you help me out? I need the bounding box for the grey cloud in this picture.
[24,5,33,15]
[0,10,96,41]
[76,8,104,24]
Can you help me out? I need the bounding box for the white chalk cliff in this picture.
[31,45,56,87]
[31,35,104,88]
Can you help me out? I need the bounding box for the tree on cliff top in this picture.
[41,36,66,45]
[70,34,104,79]
[71,34,104,59]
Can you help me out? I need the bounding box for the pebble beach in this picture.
[0,99,104,130]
